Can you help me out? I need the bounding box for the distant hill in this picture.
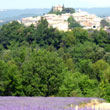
[0,8,50,21]
[75,8,110,17]
[0,8,110,23]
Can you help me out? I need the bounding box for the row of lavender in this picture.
[0,106,95,110]
[0,97,104,110]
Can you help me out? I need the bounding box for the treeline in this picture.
[0,18,110,101]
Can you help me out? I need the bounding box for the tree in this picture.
[22,49,67,96]
[93,60,109,81]
[68,41,105,63]
[62,8,75,14]
[58,72,98,97]
[0,60,7,95]
[61,31,76,48]
[90,29,108,47]
[68,16,82,29]
[79,75,98,97]
[100,19,110,28]
[65,58,74,72]
[0,60,23,96]
[35,17,62,49]
[103,52,110,64]
[0,21,24,48]
[98,81,110,101]
[58,72,82,97]
[79,59,94,78]
[72,28,88,43]
[23,24,35,44]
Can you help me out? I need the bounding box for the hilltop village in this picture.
[21,5,106,31]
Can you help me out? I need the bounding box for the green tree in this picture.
[103,52,110,64]
[58,72,98,97]
[72,28,88,43]
[79,59,94,78]
[0,21,24,48]
[23,24,35,44]
[62,8,75,14]
[22,49,67,96]
[36,17,62,49]
[93,60,109,81]
[58,72,82,97]
[98,81,110,101]
[0,60,23,96]
[0,60,7,95]
[91,29,108,47]
[68,16,82,29]
[68,42,105,63]
[61,31,76,48]
[100,19,110,28]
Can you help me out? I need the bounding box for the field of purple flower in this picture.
[0,97,104,110]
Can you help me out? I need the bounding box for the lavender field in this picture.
[0,97,104,110]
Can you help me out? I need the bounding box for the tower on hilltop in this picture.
[53,5,64,12]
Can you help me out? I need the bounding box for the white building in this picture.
[105,17,110,22]
[22,16,41,26]
[72,9,102,30]
[21,9,102,31]
[44,14,69,31]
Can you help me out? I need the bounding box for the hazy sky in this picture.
[0,0,110,9]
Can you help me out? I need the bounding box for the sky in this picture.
[0,0,110,9]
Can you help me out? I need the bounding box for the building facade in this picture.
[21,9,102,31]
[53,5,63,12]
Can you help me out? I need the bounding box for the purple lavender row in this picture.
[0,97,104,110]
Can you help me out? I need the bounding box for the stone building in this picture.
[53,5,63,12]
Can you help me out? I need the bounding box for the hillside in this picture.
[0,8,110,21]
[76,7,110,17]
[0,8,50,21]
[0,7,110,26]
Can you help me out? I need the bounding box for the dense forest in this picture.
[0,18,110,102]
